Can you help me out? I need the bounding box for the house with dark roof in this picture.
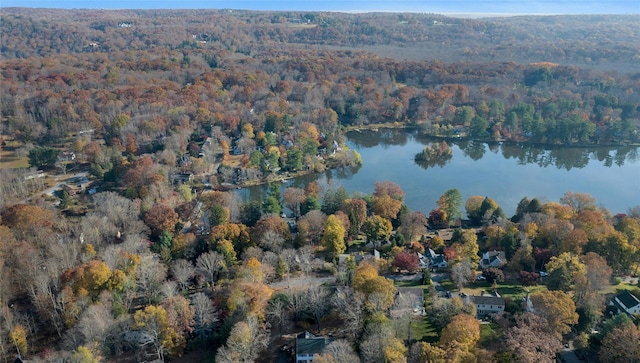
[418,249,448,269]
[295,331,333,362]
[479,250,507,269]
[610,290,640,316]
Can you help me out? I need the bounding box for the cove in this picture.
[238,129,640,217]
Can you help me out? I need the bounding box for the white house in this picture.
[610,290,640,316]
[466,293,506,318]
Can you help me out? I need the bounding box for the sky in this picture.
[2,0,638,14]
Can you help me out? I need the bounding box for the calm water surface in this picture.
[239,130,640,216]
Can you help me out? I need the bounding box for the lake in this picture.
[238,129,640,217]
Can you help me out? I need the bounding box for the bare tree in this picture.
[136,255,168,305]
[266,295,289,334]
[171,259,194,292]
[450,258,475,290]
[195,251,226,287]
[299,210,327,246]
[260,230,284,253]
[283,187,306,218]
[318,339,361,363]
[332,288,365,343]
[305,286,330,332]
[191,292,218,336]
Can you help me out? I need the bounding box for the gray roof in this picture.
[470,295,506,306]
[296,331,332,356]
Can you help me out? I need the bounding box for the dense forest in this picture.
[1,8,639,363]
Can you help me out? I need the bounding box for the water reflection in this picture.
[348,130,637,170]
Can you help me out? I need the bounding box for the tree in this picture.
[28,146,59,168]
[215,317,268,363]
[331,288,366,343]
[450,259,475,290]
[305,286,331,332]
[599,323,640,363]
[544,252,586,292]
[530,290,578,336]
[283,187,306,218]
[482,268,505,284]
[321,187,349,215]
[428,209,447,228]
[502,312,563,363]
[9,324,27,358]
[144,204,179,238]
[437,189,462,226]
[362,215,393,243]
[132,305,183,362]
[429,296,476,330]
[371,194,403,220]
[398,211,428,244]
[392,251,420,273]
[196,251,226,287]
[70,345,101,363]
[560,192,597,213]
[408,341,446,363]
[342,198,367,238]
[314,339,361,363]
[574,252,612,310]
[190,292,218,336]
[352,262,396,311]
[322,215,346,259]
[171,259,194,291]
[440,314,481,354]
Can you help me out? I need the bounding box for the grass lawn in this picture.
[412,316,439,343]
[0,149,29,169]
[479,322,501,348]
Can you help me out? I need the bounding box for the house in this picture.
[418,249,448,269]
[295,331,333,362]
[338,250,380,266]
[479,251,507,269]
[466,292,506,318]
[610,290,640,316]
[391,287,425,316]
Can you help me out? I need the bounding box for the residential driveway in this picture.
[431,272,449,297]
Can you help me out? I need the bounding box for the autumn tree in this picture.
[322,215,346,259]
[392,250,420,273]
[439,314,480,361]
[408,341,446,363]
[599,322,640,363]
[342,198,368,238]
[215,317,268,363]
[144,204,179,239]
[132,305,184,362]
[502,312,563,363]
[362,215,393,244]
[530,290,578,336]
[437,189,462,226]
[352,262,396,311]
[560,191,597,213]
